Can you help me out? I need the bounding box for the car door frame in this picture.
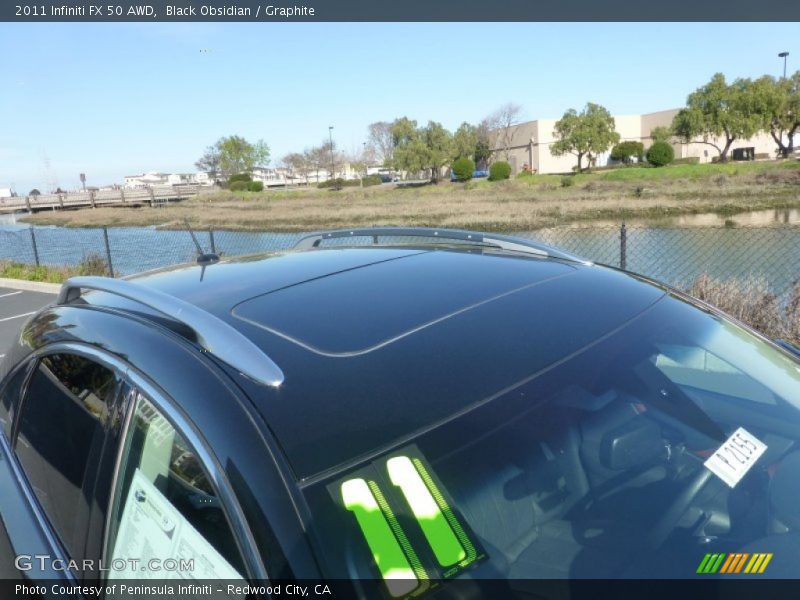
[98,358,267,583]
[0,342,127,590]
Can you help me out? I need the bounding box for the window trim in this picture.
[9,343,128,575]
[100,350,267,581]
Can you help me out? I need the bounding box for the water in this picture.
[0,210,798,302]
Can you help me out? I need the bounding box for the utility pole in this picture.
[328,126,335,185]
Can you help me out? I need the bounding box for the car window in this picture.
[0,360,35,438]
[14,353,121,560]
[106,390,246,581]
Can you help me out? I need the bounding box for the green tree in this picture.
[649,126,673,143]
[452,122,479,161]
[610,141,644,164]
[390,118,453,182]
[672,73,763,162]
[550,103,620,172]
[423,121,454,183]
[748,73,800,158]
[197,135,270,180]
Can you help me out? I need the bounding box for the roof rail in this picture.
[58,276,284,387]
[293,227,591,265]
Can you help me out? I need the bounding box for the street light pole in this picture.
[328,126,335,186]
[779,51,789,79]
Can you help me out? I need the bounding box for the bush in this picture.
[229,181,249,191]
[488,161,511,181]
[646,141,675,167]
[610,141,644,164]
[362,174,382,187]
[228,173,252,184]
[317,178,360,189]
[247,181,264,192]
[560,176,575,188]
[516,170,535,179]
[452,157,476,182]
[78,253,109,276]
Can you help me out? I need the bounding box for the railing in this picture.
[0,184,201,212]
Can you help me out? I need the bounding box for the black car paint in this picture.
[1,243,799,588]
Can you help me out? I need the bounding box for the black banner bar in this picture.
[3,0,800,22]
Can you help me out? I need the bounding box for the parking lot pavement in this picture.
[0,287,56,357]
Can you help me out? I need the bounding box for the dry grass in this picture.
[20,161,800,232]
[689,274,800,345]
[0,254,108,283]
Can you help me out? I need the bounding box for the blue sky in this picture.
[1,22,798,192]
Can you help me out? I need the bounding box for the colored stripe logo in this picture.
[697,553,773,574]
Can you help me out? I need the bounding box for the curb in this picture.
[0,278,61,294]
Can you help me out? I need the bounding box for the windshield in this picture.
[303,293,800,595]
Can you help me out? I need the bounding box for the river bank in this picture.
[18,160,800,232]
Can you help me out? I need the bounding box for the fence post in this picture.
[209,228,216,254]
[120,188,126,203]
[619,222,627,271]
[103,226,115,278]
[148,187,155,207]
[89,190,96,209]
[25,196,31,211]
[29,226,40,267]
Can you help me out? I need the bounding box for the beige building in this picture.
[493,108,782,175]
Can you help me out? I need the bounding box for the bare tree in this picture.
[282,152,310,184]
[366,121,394,166]
[485,103,524,162]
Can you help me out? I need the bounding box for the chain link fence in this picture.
[1,223,798,341]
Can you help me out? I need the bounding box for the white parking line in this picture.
[0,312,35,322]
[0,291,22,299]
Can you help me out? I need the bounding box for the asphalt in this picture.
[0,287,56,359]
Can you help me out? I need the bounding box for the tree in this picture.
[649,126,673,143]
[196,135,270,180]
[610,141,644,164]
[282,152,309,184]
[550,103,620,172]
[195,146,221,182]
[485,103,523,161]
[672,73,762,162]
[452,122,479,161]
[366,121,394,166]
[748,73,800,158]
[390,118,453,182]
[29,188,41,196]
[474,120,493,168]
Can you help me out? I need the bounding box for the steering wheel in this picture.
[646,468,714,550]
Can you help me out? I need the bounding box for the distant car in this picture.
[2,227,800,596]
[450,170,489,181]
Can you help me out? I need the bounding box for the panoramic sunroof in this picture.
[231,250,575,355]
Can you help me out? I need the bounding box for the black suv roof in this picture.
[99,243,665,481]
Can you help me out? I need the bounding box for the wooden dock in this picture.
[0,184,201,213]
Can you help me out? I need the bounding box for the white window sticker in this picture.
[704,427,767,488]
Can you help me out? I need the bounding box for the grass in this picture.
[19,159,800,232]
[0,254,109,283]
